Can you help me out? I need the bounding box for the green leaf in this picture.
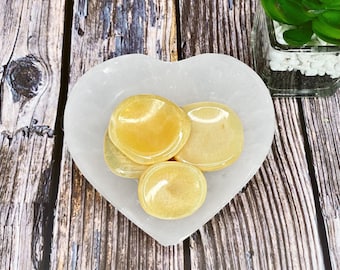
[301,0,323,11]
[277,0,314,25]
[319,0,340,10]
[320,10,340,27]
[261,0,290,24]
[313,31,340,45]
[283,24,314,46]
[312,13,340,44]
[320,0,340,4]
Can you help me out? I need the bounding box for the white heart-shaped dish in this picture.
[64,54,275,246]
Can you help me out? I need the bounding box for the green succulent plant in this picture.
[261,0,340,46]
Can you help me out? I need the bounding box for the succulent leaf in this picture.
[261,0,290,24]
[262,0,340,45]
[276,0,314,25]
[313,14,340,43]
[283,24,313,46]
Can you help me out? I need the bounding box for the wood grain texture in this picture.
[51,150,184,269]
[1,0,338,269]
[179,0,327,268]
[69,0,177,87]
[179,0,256,66]
[302,93,340,270]
[0,0,64,269]
[50,0,185,269]
[186,99,325,269]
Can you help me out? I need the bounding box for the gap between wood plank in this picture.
[173,1,193,269]
[174,0,183,61]
[174,0,332,268]
[297,99,332,270]
[40,0,75,269]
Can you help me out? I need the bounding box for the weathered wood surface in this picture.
[302,95,340,270]
[186,100,326,269]
[1,0,339,269]
[0,0,64,269]
[179,0,339,269]
[50,0,185,269]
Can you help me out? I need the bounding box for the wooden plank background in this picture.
[0,0,64,269]
[0,0,339,269]
[50,1,186,269]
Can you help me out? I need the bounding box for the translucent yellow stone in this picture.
[103,130,148,178]
[138,161,207,219]
[108,94,191,165]
[175,102,244,171]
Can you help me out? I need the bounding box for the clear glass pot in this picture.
[251,6,340,97]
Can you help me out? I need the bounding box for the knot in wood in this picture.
[5,55,43,102]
